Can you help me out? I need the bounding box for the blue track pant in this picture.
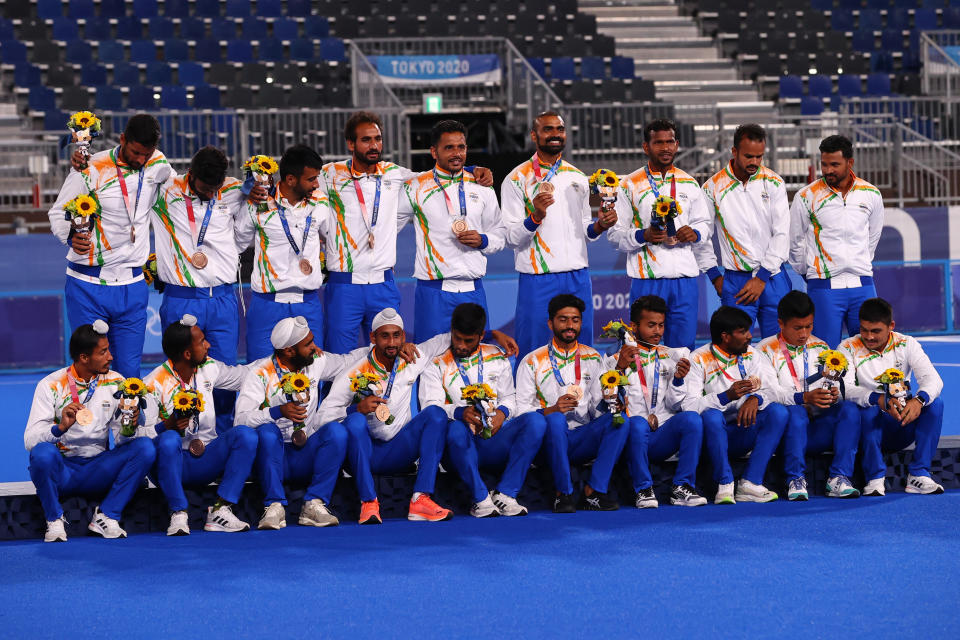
[65,277,148,378]
[253,422,348,505]
[538,411,631,495]
[630,276,699,350]
[721,269,793,339]
[624,410,703,491]
[701,403,788,485]
[515,268,593,362]
[860,397,943,481]
[781,401,861,480]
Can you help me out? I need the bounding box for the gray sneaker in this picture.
[299,499,339,527]
[826,475,861,498]
[88,507,127,539]
[787,477,809,501]
[634,488,659,509]
[44,516,68,543]
[258,502,287,530]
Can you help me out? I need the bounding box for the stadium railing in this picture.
[921,30,960,97]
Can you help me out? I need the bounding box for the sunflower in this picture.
[600,370,623,389]
[461,386,478,402]
[195,394,206,413]
[76,194,96,214]
[173,391,193,410]
[68,111,100,131]
[122,377,147,396]
[259,157,279,174]
[281,372,311,394]
[818,350,848,372]
[601,171,619,188]
[479,383,496,398]
[655,199,671,217]
[875,368,905,384]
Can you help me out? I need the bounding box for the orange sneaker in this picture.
[359,499,382,525]
[407,493,453,522]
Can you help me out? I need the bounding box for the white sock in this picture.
[411,492,424,501]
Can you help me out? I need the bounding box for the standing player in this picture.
[701,124,792,338]
[502,111,617,358]
[610,118,711,350]
[48,115,172,377]
[790,135,884,347]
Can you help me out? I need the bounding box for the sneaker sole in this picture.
[257,521,287,530]
[671,499,707,507]
[166,528,190,536]
[407,512,454,522]
[501,509,528,516]
[358,515,382,525]
[470,510,501,518]
[905,485,944,495]
[826,490,861,499]
[298,517,339,527]
[87,526,126,539]
[44,535,67,543]
[635,502,659,509]
[788,494,809,501]
[735,494,778,503]
[204,523,251,532]
[714,497,736,505]
[862,490,885,497]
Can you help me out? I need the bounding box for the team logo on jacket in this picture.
[468,192,480,203]
[204,381,213,391]
[760,192,770,202]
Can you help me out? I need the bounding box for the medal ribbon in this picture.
[274,193,312,259]
[636,349,661,410]
[531,154,562,183]
[455,349,484,387]
[348,160,382,236]
[778,336,809,393]
[184,190,216,252]
[548,343,581,389]
[712,346,747,381]
[67,366,99,406]
[433,169,467,220]
[368,352,400,400]
[113,146,145,230]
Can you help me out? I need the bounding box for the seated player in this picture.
[757,292,861,500]
[142,315,257,535]
[609,296,707,508]
[317,309,454,524]
[235,316,376,530]
[420,303,544,517]
[675,306,787,504]
[838,297,944,496]
[24,321,156,542]
[515,294,633,512]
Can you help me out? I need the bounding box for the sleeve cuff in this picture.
[586,222,601,239]
[718,391,731,406]
[154,422,167,435]
[477,234,489,250]
[793,392,805,405]
[917,391,930,406]
[672,377,684,387]
[497,405,510,419]
[693,229,701,242]
[536,408,545,415]
[464,165,477,174]
[756,267,772,283]
[453,406,466,421]
[268,406,284,420]
[346,404,359,416]
[868,392,882,406]
[752,394,764,407]
[707,267,723,282]
[50,424,62,438]
[523,216,541,232]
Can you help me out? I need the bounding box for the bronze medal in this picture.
[291,429,308,447]
[374,403,391,422]
[189,438,205,457]
[299,258,313,275]
[130,228,136,243]
[451,218,469,234]
[565,385,583,400]
[367,233,375,249]
[539,181,554,195]
[192,251,208,269]
[748,375,761,391]
[75,408,94,427]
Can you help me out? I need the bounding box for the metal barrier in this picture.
[921,30,960,97]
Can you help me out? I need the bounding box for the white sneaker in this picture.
[257,502,287,530]
[670,484,708,507]
[204,504,250,532]
[905,474,944,495]
[298,499,340,527]
[863,478,886,497]
[88,507,127,539]
[470,494,501,518]
[735,479,779,503]
[167,510,190,536]
[714,482,736,505]
[44,516,67,543]
[492,491,528,516]
[825,476,860,499]
[634,488,659,509]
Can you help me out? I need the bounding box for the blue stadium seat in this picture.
[866,72,891,95]
[225,0,252,17]
[881,29,905,50]
[132,0,158,17]
[550,57,576,81]
[242,19,269,41]
[99,0,126,15]
[28,86,57,111]
[84,17,112,41]
[304,16,330,38]
[610,55,634,79]
[256,0,282,17]
[193,83,221,109]
[161,86,189,109]
[914,9,939,31]
[809,0,833,9]
[858,9,882,32]
[290,38,315,61]
[831,12,855,31]
[164,39,190,63]
[127,85,156,109]
[95,85,123,111]
[37,0,64,20]
[112,62,140,85]
[0,19,13,41]
[177,61,204,86]
[527,57,546,79]
[149,17,176,40]
[195,1,221,17]
[13,63,43,87]
[97,40,125,64]
[851,30,875,51]
[274,18,299,40]
[44,109,68,130]
[81,63,107,86]
[64,39,92,64]
[68,0,95,19]
[52,17,78,41]
[287,0,311,16]
[886,9,910,31]
[180,21,206,41]
[145,61,172,84]
[115,16,143,40]
[863,0,890,8]
[870,51,894,72]
[837,74,863,97]
[581,56,605,79]
[257,37,284,62]
[164,0,189,16]
[226,39,253,62]
[211,18,236,40]
[945,7,960,29]
[130,40,156,63]
[836,0,861,9]
[778,74,803,98]
[320,38,346,62]
[808,74,833,98]
[800,96,825,115]
[194,39,223,63]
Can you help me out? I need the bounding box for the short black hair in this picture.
[630,295,668,323]
[710,306,752,345]
[279,144,323,180]
[123,113,160,148]
[859,297,893,325]
[189,146,228,187]
[430,120,467,148]
[777,290,815,321]
[344,110,383,142]
[532,110,563,132]
[733,123,766,148]
[69,324,106,361]
[548,294,585,320]
[162,322,194,362]
[820,134,853,159]
[643,118,677,143]
[451,303,486,336]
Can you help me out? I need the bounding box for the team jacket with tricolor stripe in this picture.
[603,345,689,423]
[152,175,248,288]
[700,163,790,280]
[837,332,942,408]
[756,334,832,407]
[609,165,712,279]
[500,158,598,275]
[48,147,172,285]
[515,341,605,429]
[397,167,505,282]
[675,343,779,416]
[418,343,516,420]
[788,174,884,280]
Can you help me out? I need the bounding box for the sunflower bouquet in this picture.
[244,154,279,213]
[350,372,394,425]
[599,370,630,426]
[280,372,311,442]
[171,389,204,424]
[601,319,637,349]
[651,194,681,244]
[141,252,164,292]
[461,382,498,439]
[817,350,848,388]
[113,377,150,436]
[588,168,620,206]
[874,367,911,410]
[67,111,101,160]
[63,193,101,235]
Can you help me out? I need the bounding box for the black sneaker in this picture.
[670,483,708,507]
[581,490,619,511]
[553,493,576,513]
[634,488,659,509]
